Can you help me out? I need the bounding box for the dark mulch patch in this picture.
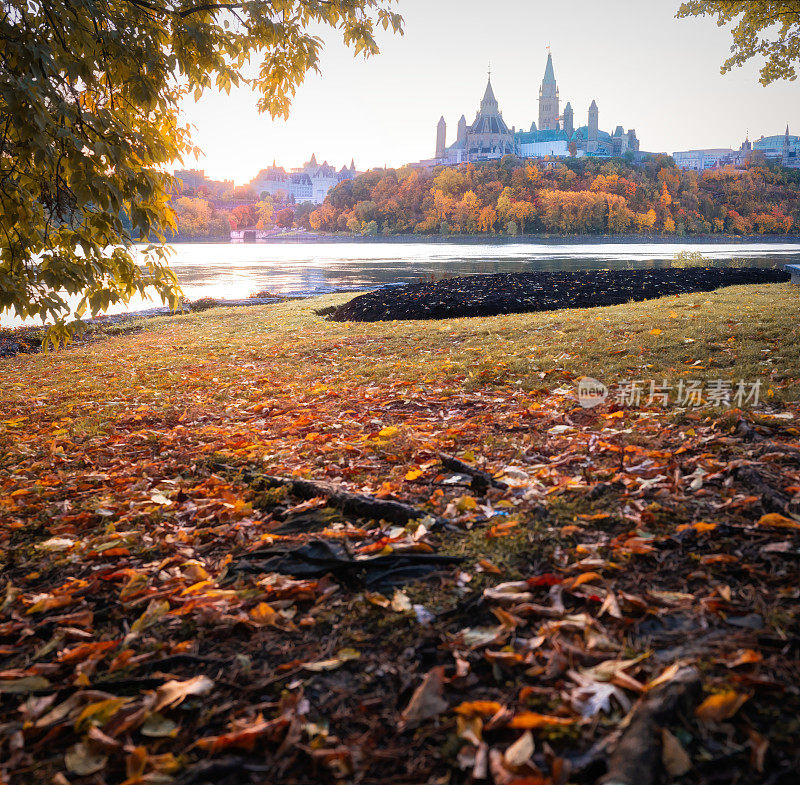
[0,329,43,358]
[330,267,792,322]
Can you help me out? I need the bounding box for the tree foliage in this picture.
[0,0,402,340]
[313,157,799,237]
[677,1,800,84]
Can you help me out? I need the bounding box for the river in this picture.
[3,239,800,327]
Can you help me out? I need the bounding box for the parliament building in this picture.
[430,53,640,165]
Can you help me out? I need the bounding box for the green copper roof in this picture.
[542,53,556,85]
[516,129,569,144]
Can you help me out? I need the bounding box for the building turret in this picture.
[480,77,499,115]
[562,101,574,137]
[538,51,560,131]
[783,124,791,166]
[588,100,598,152]
[436,116,447,159]
[457,114,467,144]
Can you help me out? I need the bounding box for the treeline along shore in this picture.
[170,154,800,239]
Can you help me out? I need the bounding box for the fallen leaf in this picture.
[401,667,448,727]
[140,712,178,738]
[0,675,50,693]
[453,700,504,718]
[154,675,214,712]
[695,690,749,723]
[725,649,762,668]
[65,742,108,776]
[507,712,576,729]
[391,589,412,612]
[661,728,691,776]
[504,730,534,769]
[757,513,800,529]
[303,648,361,672]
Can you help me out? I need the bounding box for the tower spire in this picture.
[538,51,559,131]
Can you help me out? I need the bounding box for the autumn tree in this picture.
[275,208,295,229]
[231,204,258,230]
[677,2,800,84]
[0,0,402,341]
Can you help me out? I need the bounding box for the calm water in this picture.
[3,240,800,326]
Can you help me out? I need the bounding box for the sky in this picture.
[180,0,800,184]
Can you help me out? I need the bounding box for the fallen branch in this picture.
[598,667,701,785]
[439,453,508,493]
[254,473,433,525]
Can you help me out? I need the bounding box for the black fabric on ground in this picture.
[329,268,791,322]
[231,539,462,592]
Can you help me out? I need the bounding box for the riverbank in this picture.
[169,231,800,245]
[1,286,799,784]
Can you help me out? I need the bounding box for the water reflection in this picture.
[166,241,800,299]
[3,240,800,327]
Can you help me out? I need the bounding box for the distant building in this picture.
[753,127,800,168]
[421,53,640,166]
[672,148,743,171]
[251,155,358,204]
[674,129,800,171]
[173,169,233,196]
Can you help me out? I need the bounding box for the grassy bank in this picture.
[1,283,799,784]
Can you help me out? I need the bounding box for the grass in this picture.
[2,282,800,784]
[8,280,798,410]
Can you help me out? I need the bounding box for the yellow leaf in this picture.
[405,468,423,481]
[379,426,399,437]
[649,328,662,336]
[74,698,131,731]
[456,495,478,512]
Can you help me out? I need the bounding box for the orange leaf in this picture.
[757,513,800,529]
[196,717,282,753]
[58,640,118,665]
[453,700,504,718]
[249,602,277,626]
[725,649,762,668]
[695,691,748,723]
[566,571,602,590]
[508,712,577,729]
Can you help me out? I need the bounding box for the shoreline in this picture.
[164,232,800,245]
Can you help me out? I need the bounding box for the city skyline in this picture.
[180,0,800,184]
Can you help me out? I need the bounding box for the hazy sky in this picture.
[181,0,800,184]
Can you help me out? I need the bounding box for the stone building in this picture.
[426,53,640,165]
[251,155,358,204]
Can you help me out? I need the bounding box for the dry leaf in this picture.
[401,667,448,727]
[695,690,748,723]
[757,513,800,529]
[65,742,108,776]
[661,728,691,776]
[154,675,214,712]
[504,730,534,769]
